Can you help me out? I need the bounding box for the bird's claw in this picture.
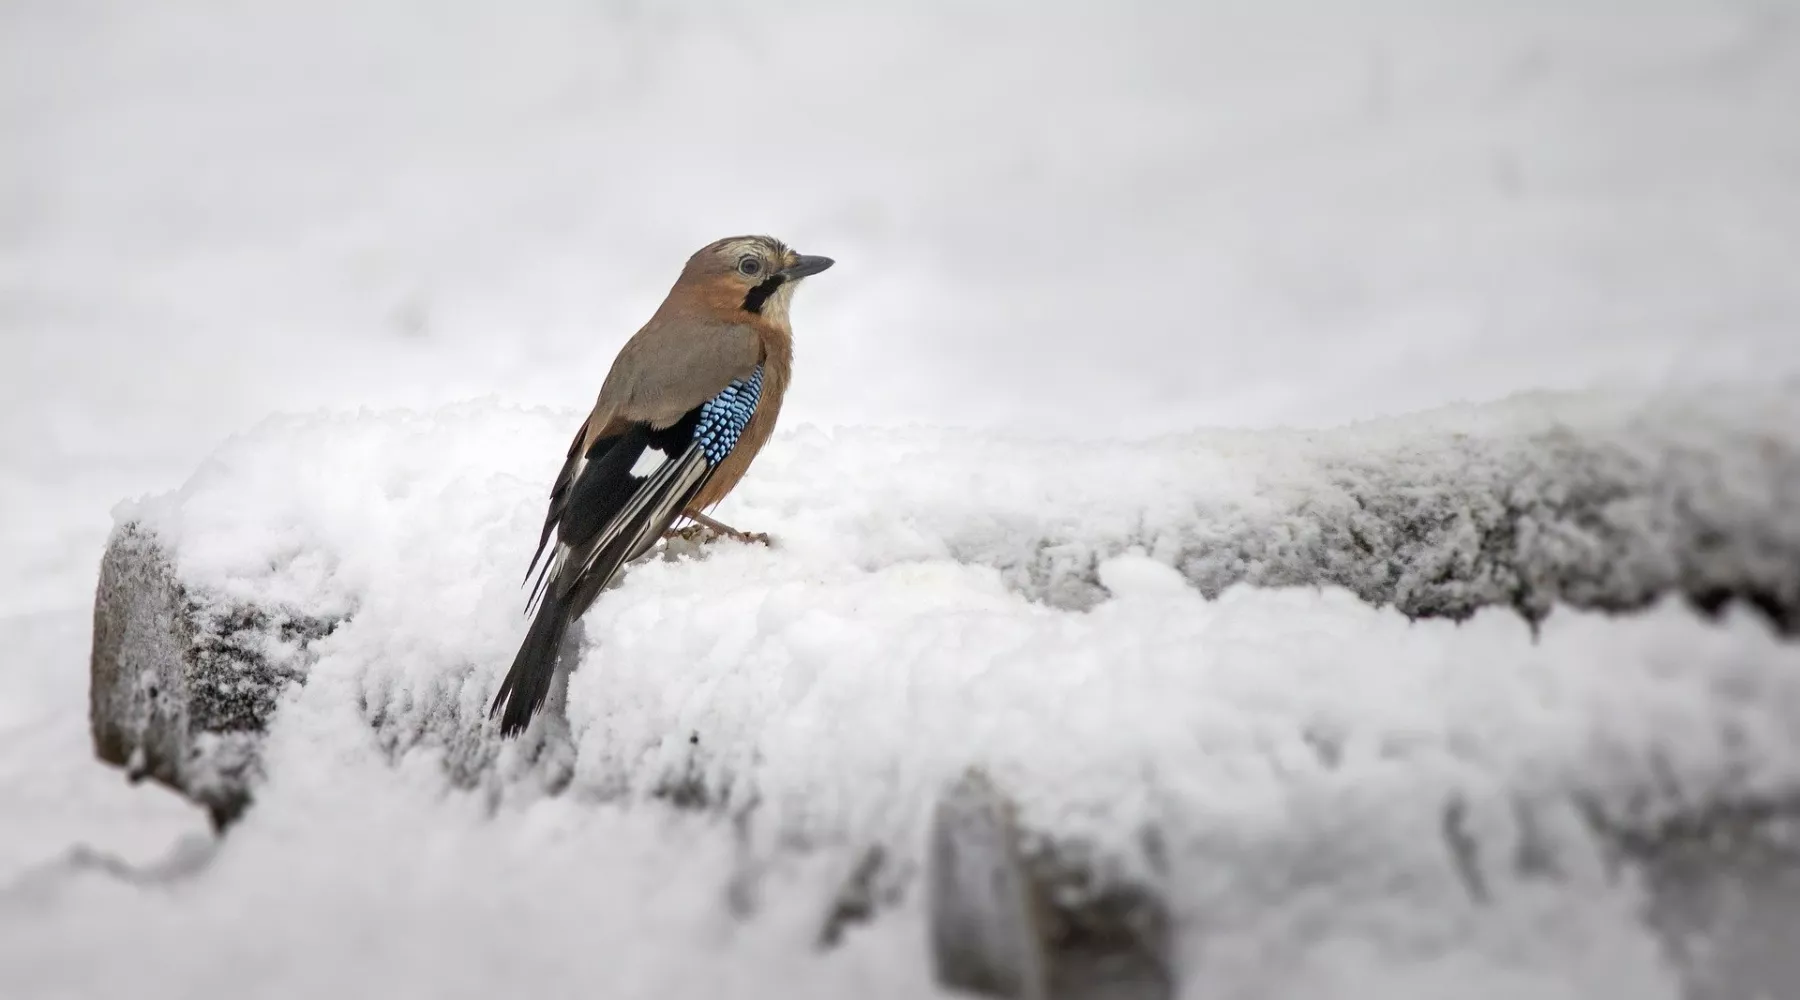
[670,510,772,547]
[661,523,772,548]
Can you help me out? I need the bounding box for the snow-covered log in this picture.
[90,522,338,828]
[88,386,1800,997]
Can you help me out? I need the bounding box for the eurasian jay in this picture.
[490,235,833,736]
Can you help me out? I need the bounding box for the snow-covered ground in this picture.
[52,390,1800,999]
[5,3,1800,998]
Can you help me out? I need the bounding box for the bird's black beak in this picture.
[780,254,835,280]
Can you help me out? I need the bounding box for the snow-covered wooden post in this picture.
[90,522,338,829]
[928,768,1052,999]
[928,768,1174,1000]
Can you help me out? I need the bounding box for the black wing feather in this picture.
[558,424,654,545]
[523,423,588,586]
[524,425,655,616]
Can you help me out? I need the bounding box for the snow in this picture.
[4,711,934,1000]
[38,387,1800,996]
[6,1,1800,997]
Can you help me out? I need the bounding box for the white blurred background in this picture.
[5,1,1799,610]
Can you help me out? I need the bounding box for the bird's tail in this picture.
[490,586,572,737]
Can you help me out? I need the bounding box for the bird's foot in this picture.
[662,524,710,546]
[719,527,773,547]
[658,523,770,560]
[672,510,772,547]
[661,524,772,548]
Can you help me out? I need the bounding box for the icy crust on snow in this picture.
[119,389,1800,877]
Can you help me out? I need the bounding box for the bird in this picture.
[489,235,833,737]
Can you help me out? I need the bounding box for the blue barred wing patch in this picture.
[693,365,764,466]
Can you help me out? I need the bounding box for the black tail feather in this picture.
[490,588,571,737]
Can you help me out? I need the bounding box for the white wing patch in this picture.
[630,446,669,478]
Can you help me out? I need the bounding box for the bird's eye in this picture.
[737,257,763,277]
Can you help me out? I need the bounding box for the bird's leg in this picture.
[666,508,771,546]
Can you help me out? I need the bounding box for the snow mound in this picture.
[95,385,1800,995]
[134,383,1800,628]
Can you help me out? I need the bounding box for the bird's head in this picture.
[678,235,834,327]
